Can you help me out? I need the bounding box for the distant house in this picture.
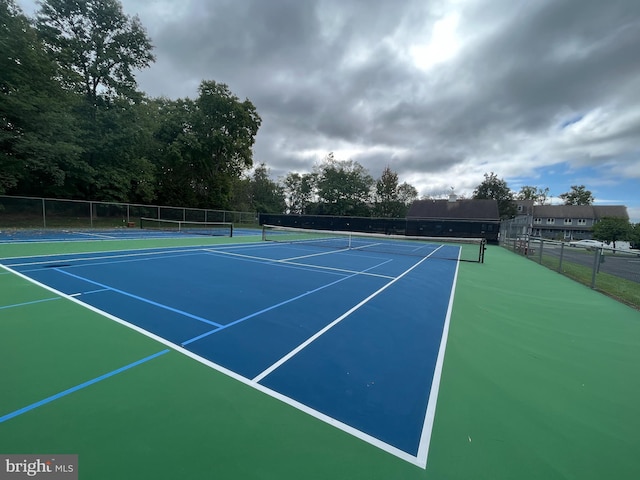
[501,201,631,244]
[406,195,500,241]
[529,205,629,240]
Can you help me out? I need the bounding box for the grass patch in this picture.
[539,253,640,309]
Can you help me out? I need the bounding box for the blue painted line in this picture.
[53,268,223,328]
[0,297,60,310]
[182,259,392,346]
[0,349,170,424]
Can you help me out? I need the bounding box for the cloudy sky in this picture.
[20,0,640,221]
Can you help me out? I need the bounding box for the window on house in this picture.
[564,218,572,225]
[517,204,523,212]
[534,218,542,224]
[577,219,587,225]
[546,218,555,224]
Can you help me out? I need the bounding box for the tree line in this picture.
[0,0,420,218]
[1,0,262,210]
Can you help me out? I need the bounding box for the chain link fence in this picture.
[500,217,640,309]
[0,195,259,230]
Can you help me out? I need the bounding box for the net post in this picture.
[229,223,233,237]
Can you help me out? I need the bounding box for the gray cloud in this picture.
[17,0,640,218]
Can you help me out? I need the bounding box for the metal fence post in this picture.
[590,248,600,288]
[538,239,544,263]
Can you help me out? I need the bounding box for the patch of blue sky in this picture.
[559,113,585,129]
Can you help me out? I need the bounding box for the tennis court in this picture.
[1,227,639,479]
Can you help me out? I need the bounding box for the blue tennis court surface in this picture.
[2,239,460,467]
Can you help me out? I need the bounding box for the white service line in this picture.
[203,248,395,279]
[251,245,445,383]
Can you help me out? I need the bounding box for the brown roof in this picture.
[533,205,628,220]
[407,199,500,221]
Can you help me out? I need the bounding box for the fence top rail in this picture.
[0,194,256,216]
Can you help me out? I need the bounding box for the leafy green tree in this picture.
[472,172,517,219]
[150,83,261,209]
[36,0,154,102]
[88,96,157,202]
[188,81,261,208]
[630,223,640,249]
[398,182,419,208]
[0,0,81,196]
[247,164,286,213]
[231,164,285,213]
[517,185,550,205]
[373,166,418,217]
[283,172,316,214]
[33,0,156,201]
[559,185,594,205]
[592,217,632,249]
[315,154,373,216]
[150,96,207,206]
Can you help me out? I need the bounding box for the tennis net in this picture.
[140,218,233,237]
[262,225,485,263]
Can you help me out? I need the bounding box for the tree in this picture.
[150,82,261,208]
[33,0,156,201]
[592,217,632,249]
[559,185,594,205]
[472,172,517,219]
[149,96,200,206]
[315,154,373,216]
[283,172,316,214]
[398,182,419,208]
[0,0,81,196]
[517,185,550,205]
[189,81,261,208]
[630,223,640,249]
[87,96,157,202]
[36,0,154,102]
[246,163,286,214]
[373,166,418,218]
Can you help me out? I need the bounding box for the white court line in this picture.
[415,247,461,468]
[0,240,269,262]
[71,231,118,239]
[3,241,269,267]
[1,243,457,469]
[203,248,395,280]
[0,261,426,467]
[252,245,445,383]
[280,248,349,262]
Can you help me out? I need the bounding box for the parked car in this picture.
[568,239,604,250]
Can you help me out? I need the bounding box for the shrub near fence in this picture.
[0,195,259,230]
[500,218,640,309]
